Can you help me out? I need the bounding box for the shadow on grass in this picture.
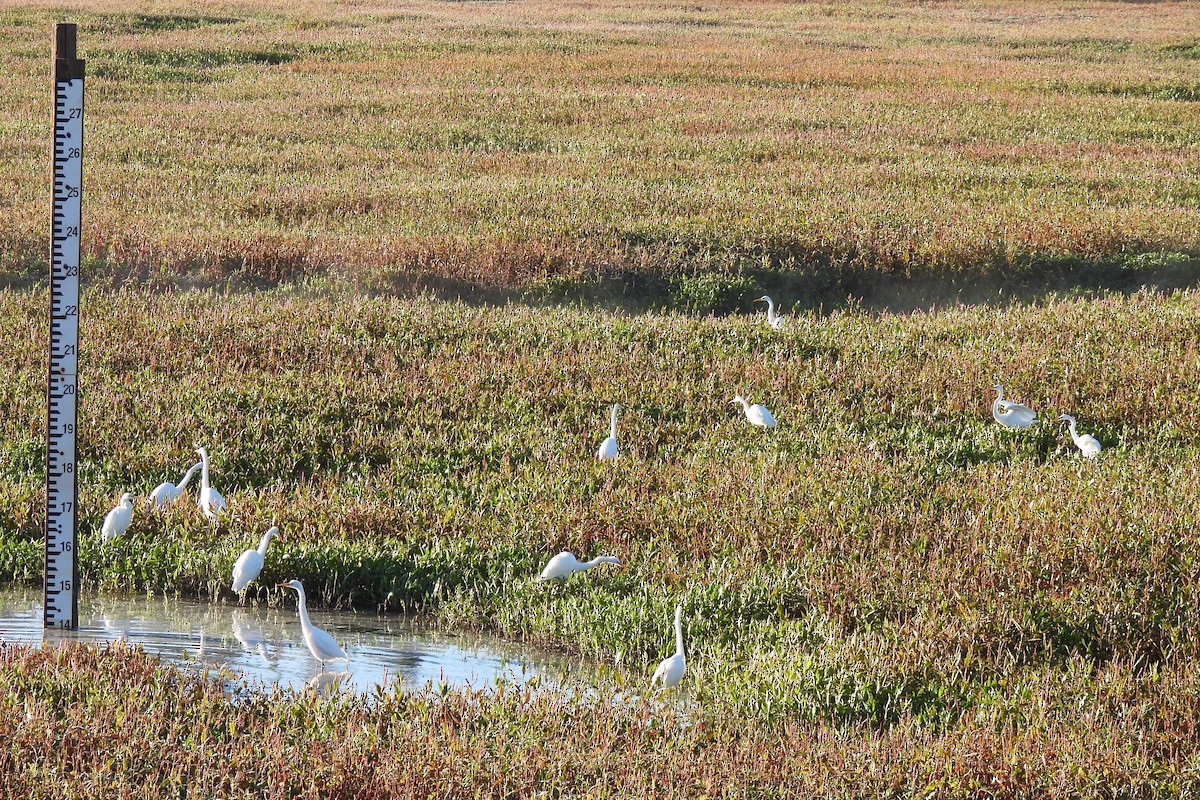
[380,245,1200,316]
[4,239,1198,316]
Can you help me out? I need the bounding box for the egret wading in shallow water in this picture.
[991,384,1037,429]
[195,447,226,521]
[733,396,777,429]
[754,296,786,330]
[277,579,348,667]
[1057,414,1102,458]
[231,525,282,596]
[100,493,134,543]
[538,551,621,581]
[148,462,201,508]
[598,404,619,461]
[651,604,687,690]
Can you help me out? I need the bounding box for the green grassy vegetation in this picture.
[0,0,1198,303]
[2,287,1200,796]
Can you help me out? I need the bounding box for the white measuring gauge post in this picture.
[45,23,85,629]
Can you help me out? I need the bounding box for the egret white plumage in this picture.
[733,396,777,429]
[195,447,226,520]
[148,462,202,508]
[597,404,619,461]
[537,551,621,581]
[991,384,1037,429]
[650,604,687,690]
[1057,414,1102,458]
[754,296,786,330]
[231,525,281,595]
[277,579,348,666]
[100,492,135,543]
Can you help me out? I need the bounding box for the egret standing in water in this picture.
[733,396,777,429]
[597,404,619,460]
[231,525,282,596]
[277,579,348,667]
[991,384,1037,429]
[195,447,227,521]
[753,296,786,330]
[100,493,135,543]
[148,462,201,508]
[537,551,621,581]
[1057,414,1102,458]
[650,604,687,690]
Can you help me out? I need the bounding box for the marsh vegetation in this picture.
[2,0,1199,796]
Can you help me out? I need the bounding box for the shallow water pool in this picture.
[0,585,603,697]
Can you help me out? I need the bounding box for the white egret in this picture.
[148,462,202,508]
[537,551,621,581]
[100,493,135,543]
[277,579,348,667]
[1057,414,1102,458]
[195,447,227,520]
[650,604,687,690]
[597,404,619,461]
[733,396,777,429]
[991,384,1037,429]
[231,525,282,595]
[754,296,786,330]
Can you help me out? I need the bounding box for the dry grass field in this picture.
[0,0,1198,299]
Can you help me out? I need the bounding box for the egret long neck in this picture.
[583,556,618,570]
[674,607,684,656]
[294,585,313,631]
[177,464,200,491]
[199,453,211,492]
[610,406,618,438]
[257,530,277,556]
[765,297,777,320]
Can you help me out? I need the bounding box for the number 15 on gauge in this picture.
[45,23,84,630]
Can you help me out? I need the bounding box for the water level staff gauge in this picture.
[45,23,84,629]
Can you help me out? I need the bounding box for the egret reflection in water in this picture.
[310,670,352,695]
[231,609,279,664]
[0,586,595,697]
